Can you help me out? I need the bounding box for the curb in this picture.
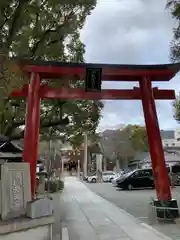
[115,204,173,240]
[141,223,172,240]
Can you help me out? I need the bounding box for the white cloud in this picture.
[80,0,180,131]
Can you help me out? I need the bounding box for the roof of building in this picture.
[0,136,42,163]
[133,152,150,161]
[141,152,180,163]
[0,141,23,153]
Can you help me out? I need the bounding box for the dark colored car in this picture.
[117,168,171,190]
[116,168,155,190]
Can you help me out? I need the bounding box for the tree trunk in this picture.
[83,132,88,178]
[103,156,107,171]
[116,159,120,172]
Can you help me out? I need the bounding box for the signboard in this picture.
[85,68,102,92]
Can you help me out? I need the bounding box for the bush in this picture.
[45,179,64,193]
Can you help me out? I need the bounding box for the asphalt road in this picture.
[85,182,180,239]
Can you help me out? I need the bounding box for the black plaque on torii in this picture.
[85,68,102,92]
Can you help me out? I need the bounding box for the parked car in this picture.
[112,174,123,186]
[116,168,155,190]
[116,168,172,190]
[84,172,96,181]
[88,171,116,183]
[103,171,117,182]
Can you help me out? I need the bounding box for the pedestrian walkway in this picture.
[59,177,171,240]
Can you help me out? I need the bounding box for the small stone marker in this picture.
[0,162,31,220]
[26,198,54,219]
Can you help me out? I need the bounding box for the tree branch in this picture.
[5,0,29,49]
[30,28,57,55]
[0,13,9,30]
[30,10,75,56]
[42,117,69,128]
[6,116,69,140]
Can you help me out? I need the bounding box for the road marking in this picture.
[62,227,69,240]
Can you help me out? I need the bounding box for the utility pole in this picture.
[83,132,88,178]
[96,153,103,182]
[61,157,64,175]
[99,141,107,171]
[77,159,80,179]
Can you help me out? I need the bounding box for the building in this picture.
[161,129,180,148]
[139,152,180,168]
[60,149,84,170]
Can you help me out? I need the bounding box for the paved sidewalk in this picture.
[59,177,172,240]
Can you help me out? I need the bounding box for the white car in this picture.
[88,175,97,183]
[88,171,116,183]
[103,171,117,182]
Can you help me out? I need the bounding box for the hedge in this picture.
[45,179,64,193]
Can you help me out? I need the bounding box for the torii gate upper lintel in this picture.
[10,60,180,202]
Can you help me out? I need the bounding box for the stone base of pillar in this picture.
[152,199,179,221]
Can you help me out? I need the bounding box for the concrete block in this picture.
[0,215,54,240]
[27,198,54,219]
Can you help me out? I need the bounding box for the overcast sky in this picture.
[80,0,180,131]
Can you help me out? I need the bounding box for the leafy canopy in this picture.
[0,0,103,147]
[167,0,180,62]
[167,1,180,122]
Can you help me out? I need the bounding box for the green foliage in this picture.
[167,1,180,123]
[172,96,180,123]
[0,0,103,146]
[167,0,180,62]
[45,179,64,193]
[129,125,149,152]
[0,1,96,59]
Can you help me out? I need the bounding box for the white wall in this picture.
[162,139,180,148]
[175,129,180,140]
[162,129,180,148]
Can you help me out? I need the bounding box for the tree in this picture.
[0,0,103,146]
[38,139,63,174]
[98,125,149,170]
[167,1,180,122]
[167,0,180,62]
[99,126,135,169]
[129,125,149,152]
[172,97,180,123]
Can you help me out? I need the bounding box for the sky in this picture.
[80,0,180,131]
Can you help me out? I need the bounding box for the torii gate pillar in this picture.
[23,72,41,199]
[140,78,171,200]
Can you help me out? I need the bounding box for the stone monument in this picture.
[0,162,31,220]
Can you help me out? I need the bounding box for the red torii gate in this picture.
[10,60,180,203]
